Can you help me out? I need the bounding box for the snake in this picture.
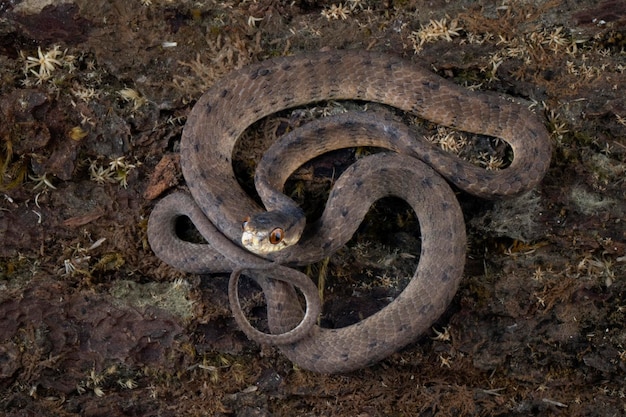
[147,50,551,373]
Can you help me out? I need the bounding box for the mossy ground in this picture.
[1,1,625,416]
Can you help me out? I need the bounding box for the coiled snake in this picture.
[147,50,551,373]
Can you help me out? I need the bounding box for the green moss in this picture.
[109,279,195,321]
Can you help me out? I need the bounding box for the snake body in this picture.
[147,50,551,373]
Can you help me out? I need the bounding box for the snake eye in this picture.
[269,228,283,245]
[242,216,250,230]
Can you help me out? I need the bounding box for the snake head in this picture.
[241,209,305,255]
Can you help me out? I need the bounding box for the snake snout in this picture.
[241,211,301,255]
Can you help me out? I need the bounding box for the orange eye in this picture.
[242,216,250,230]
[269,228,283,245]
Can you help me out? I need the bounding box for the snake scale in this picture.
[147,50,551,373]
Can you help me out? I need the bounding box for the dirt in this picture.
[0,0,625,416]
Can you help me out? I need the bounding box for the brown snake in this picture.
[147,50,551,373]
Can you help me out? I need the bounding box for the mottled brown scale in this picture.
[148,50,551,373]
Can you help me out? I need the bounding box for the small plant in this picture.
[409,17,462,53]
[21,45,76,85]
[88,156,139,188]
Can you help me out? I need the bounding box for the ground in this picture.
[1,0,625,416]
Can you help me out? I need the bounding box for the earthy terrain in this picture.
[0,0,625,416]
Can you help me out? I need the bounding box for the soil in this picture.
[1,0,625,416]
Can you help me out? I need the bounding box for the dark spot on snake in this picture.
[281,94,295,106]
[309,87,323,98]
[281,63,292,71]
[314,126,327,136]
[448,174,463,186]
[342,120,357,130]
[421,176,434,189]
[340,352,350,361]
[324,54,341,65]
[276,302,283,312]
[398,323,409,332]
[322,241,333,251]
[194,143,200,153]
[287,137,302,149]
[205,103,212,113]
[368,340,379,348]
[419,303,434,315]
[289,135,305,148]
[249,68,271,80]
[421,80,440,90]
[325,85,340,98]
[529,128,540,139]
[312,353,322,361]
[220,89,229,98]
[341,207,349,217]
[410,103,425,114]
[441,270,451,282]
[387,128,400,142]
